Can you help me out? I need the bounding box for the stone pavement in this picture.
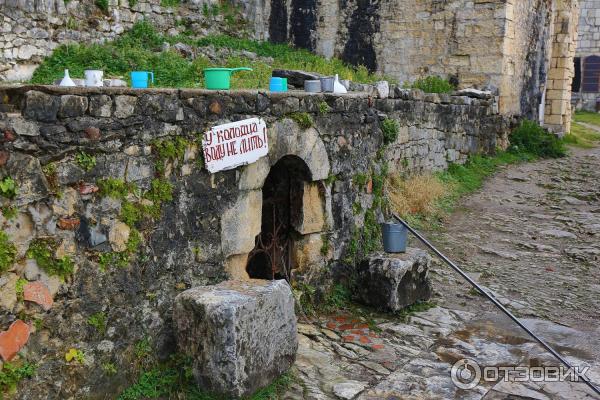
[283,145,600,399]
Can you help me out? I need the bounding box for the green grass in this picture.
[573,110,600,126]
[406,76,455,93]
[564,122,600,148]
[31,21,390,88]
[394,120,569,230]
[118,353,294,400]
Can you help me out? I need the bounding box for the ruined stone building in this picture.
[573,0,600,111]
[0,0,580,132]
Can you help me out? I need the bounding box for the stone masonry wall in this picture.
[577,0,600,56]
[0,0,241,81]
[0,85,509,398]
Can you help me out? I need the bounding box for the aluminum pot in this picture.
[304,80,322,92]
[320,76,335,92]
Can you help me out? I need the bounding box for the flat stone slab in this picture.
[356,248,433,312]
[173,279,298,399]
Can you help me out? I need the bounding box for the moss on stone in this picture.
[318,101,331,115]
[2,205,18,220]
[0,361,36,394]
[0,176,17,199]
[75,151,97,172]
[0,231,17,273]
[27,238,74,279]
[287,112,313,129]
[120,201,142,227]
[153,137,190,175]
[15,278,27,302]
[87,312,107,334]
[97,178,136,200]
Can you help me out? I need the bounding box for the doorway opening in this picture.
[246,156,312,280]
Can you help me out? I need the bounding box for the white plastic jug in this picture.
[333,74,347,94]
[84,70,104,87]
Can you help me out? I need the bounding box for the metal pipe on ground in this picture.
[392,213,600,397]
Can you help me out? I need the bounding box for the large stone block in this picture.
[174,280,298,398]
[356,248,433,312]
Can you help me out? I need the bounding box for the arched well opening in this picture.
[246,155,313,280]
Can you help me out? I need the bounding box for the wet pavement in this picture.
[283,145,600,399]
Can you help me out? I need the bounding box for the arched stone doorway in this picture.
[246,155,312,280]
[221,119,333,280]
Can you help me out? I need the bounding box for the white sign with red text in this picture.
[201,118,268,173]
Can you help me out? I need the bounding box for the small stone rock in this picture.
[3,129,16,141]
[0,273,18,311]
[59,95,88,118]
[85,127,101,141]
[51,187,79,216]
[208,100,222,115]
[23,281,54,311]
[78,183,99,195]
[114,95,137,118]
[0,320,31,361]
[540,229,577,239]
[57,217,80,230]
[333,381,367,399]
[109,221,130,252]
[97,340,114,353]
[0,150,9,167]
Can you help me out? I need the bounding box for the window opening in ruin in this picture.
[246,156,312,280]
[583,55,600,93]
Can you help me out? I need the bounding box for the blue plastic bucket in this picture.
[382,222,407,253]
[131,71,154,88]
[270,77,285,92]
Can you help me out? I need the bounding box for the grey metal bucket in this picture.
[320,76,334,92]
[382,222,407,253]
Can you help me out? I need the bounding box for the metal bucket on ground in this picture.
[382,222,407,253]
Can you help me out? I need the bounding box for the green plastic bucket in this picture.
[203,67,252,90]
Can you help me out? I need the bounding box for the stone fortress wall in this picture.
[1,0,580,133]
[0,85,509,398]
[574,0,600,110]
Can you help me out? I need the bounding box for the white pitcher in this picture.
[84,70,104,87]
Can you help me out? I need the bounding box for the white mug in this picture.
[84,70,104,87]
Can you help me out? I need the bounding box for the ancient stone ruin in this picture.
[0,83,510,397]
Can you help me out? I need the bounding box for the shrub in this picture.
[381,118,399,144]
[408,76,455,94]
[509,120,566,158]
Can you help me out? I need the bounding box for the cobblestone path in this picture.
[284,145,600,400]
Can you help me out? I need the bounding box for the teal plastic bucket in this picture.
[204,67,252,90]
[131,71,154,88]
[382,222,407,253]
